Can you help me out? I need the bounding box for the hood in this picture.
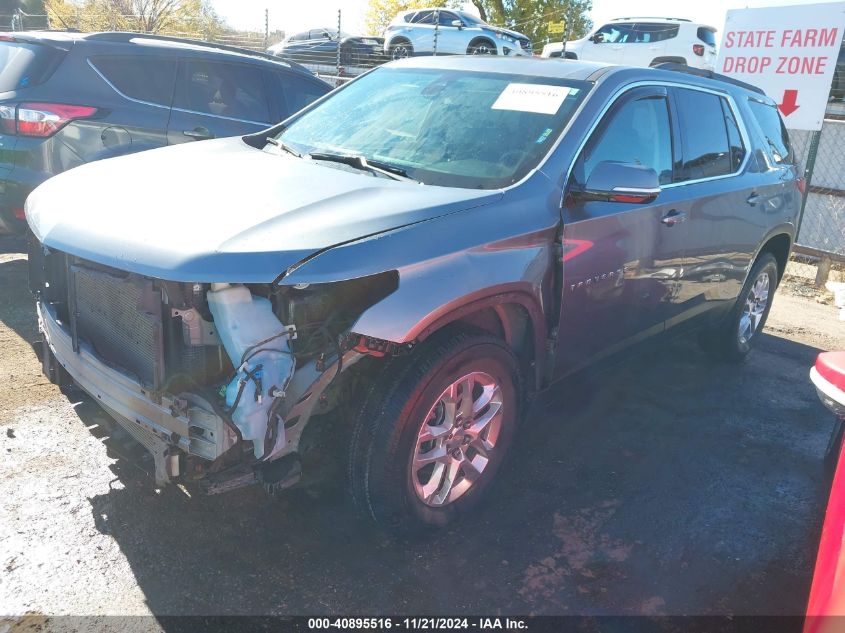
[26,137,500,283]
[483,26,529,41]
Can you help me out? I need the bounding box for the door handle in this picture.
[746,193,762,206]
[183,127,214,140]
[661,209,686,226]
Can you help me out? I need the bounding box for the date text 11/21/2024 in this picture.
[306,618,528,630]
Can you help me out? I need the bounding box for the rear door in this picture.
[556,86,687,375]
[167,59,273,144]
[663,86,763,328]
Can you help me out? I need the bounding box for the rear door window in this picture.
[173,60,271,123]
[0,41,65,92]
[674,88,734,180]
[91,56,177,106]
[747,99,793,165]
[633,23,679,42]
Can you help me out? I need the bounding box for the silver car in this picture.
[383,8,532,59]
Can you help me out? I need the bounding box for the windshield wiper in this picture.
[308,151,417,183]
[266,137,303,158]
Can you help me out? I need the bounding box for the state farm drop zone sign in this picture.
[717,2,845,131]
[722,28,838,76]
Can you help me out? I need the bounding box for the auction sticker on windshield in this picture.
[492,83,577,114]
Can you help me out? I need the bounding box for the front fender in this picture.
[281,181,560,358]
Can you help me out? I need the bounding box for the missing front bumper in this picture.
[38,301,237,484]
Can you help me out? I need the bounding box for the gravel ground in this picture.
[1,235,843,627]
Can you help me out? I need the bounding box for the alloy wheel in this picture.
[410,371,503,507]
[738,272,770,345]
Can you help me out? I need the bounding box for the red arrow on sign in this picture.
[778,89,800,117]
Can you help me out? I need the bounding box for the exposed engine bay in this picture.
[29,241,399,494]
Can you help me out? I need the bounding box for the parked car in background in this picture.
[267,28,384,69]
[0,31,331,234]
[28,56,800,533]
[542,17,717,71]
[383,8,531,59]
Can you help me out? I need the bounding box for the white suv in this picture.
[541,17,717,71]
[383,8,532,59]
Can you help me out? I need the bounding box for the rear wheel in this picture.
[699,253,779,362]
[348,330,520,533]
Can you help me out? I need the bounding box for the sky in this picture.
[211,0,837,38]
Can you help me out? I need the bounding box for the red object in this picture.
[12,207,25,220]
[778,89,800,117]
[693,44,705,56]
[797,176,807,196]
[806,353,845,631]
[817,353,845,394]
[15,103,98,137]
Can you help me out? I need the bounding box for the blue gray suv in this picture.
[27,56,801,532]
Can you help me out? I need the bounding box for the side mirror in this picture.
[576,161,660,204]
[451,19,463,28]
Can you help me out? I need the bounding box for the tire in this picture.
[348,329,521,533]
[467,39,496,55]
[389,39,413,60]
[699,253,779,362]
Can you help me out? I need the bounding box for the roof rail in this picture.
[83,31,309,72]
[612,17,692,22]
[652,62,766,95]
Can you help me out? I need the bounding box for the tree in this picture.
[364,0,460,36]
[469,0,592,49]
[44,0,223,36]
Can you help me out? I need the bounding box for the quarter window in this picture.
[674,88,733,180]
[747,99,793,165]
[91,56,176,106]
[583,95,673,185]
[721,98,746,171]
[275,73,330,118]
[173,61,270,123]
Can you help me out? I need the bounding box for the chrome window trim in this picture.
[169,105,270,126]
[87,57,170,110]
[563,79,753,196]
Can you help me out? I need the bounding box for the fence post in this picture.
[798,127,822,239]
[264,8,269,50]
[336,8,342,83]
[433,9,439,56]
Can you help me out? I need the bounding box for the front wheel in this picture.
[467,40,496,55]
[389,40,413,60]
[348,330,520,533]
[699,253,779,362]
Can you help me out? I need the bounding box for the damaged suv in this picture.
[27,56,801,531]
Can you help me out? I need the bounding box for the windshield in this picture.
[277,67,589,189]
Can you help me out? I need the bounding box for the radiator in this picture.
[72,265,164,390]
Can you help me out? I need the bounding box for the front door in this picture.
[167,59,272,145]
[555,86,688,376]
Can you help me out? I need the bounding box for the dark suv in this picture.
[28,57,801,532]
[0,31,331,233]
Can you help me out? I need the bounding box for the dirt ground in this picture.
[1,234,843,629]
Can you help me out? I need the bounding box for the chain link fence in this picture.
[788,92,845,284]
